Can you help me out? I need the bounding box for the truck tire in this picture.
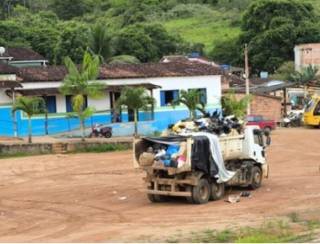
[192,178,210,204]
[147,194,166,203]
[185,186,194,204]
[210,182,225,201]
[250,166,262,190]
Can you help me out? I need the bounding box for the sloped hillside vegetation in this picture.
[1,0,320,74]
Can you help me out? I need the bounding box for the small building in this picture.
[0,47,48,67]
[0,53,225,137]
[232,92,282,122]
[294,43,320,71]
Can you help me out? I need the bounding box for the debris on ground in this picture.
[225,195,241,203]
[118,196,127,201]
[240,191,252,198]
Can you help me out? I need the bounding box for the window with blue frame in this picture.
[66,95,88,112]
[160,90,179,106]
[43,96,57,113]
[188,88,207,105]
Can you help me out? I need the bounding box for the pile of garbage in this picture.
[138,139,188,169]
[163,111,244,137]
[138,112,245,171]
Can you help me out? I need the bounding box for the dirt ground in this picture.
[0,128,319,242]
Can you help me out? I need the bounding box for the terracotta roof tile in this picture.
[18,62,224,82]
[0,63,18,74]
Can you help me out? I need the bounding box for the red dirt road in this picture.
[0,128,319,242]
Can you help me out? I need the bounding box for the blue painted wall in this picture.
[0,105,221,137]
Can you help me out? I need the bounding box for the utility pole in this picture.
[244,43,251,115]
[11,88,17,137]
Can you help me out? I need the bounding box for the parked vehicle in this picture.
[282,112,303,127]
[133,126,271,204]
[304,96,320,127]
[90,124,112,138]
[246,115,276,132]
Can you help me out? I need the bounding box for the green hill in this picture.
[1,0,320,65]
[162,0,320,53]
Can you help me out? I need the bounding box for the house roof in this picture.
[17,62,224,82]
[2,47,46,61]
[0,80,22,89]
[0,63,18,74]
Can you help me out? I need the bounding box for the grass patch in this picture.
[72,143,131,153]
[0,151,49,159]
[161,6,241,52]
[170,219,320,243]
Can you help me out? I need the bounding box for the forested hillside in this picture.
[1,0,320,74]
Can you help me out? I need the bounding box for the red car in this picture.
[246,115,276,132]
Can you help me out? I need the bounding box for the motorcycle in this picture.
[282,112,303,127]
[90,124,112,138]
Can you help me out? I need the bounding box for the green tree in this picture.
[50,0,91,20]
[13,96,45,143]
[89,23,111,63]
[60,51,105,141]
[0,6,60,62]
[271,61,295,81]
[113,23,180,62]
[116,87,155,137]
[222,91,251,119]
[54,21,90,64]
[290,65,319,99]
[173,89,205,120]
[239,0,320,73]
[209,37,240,66]
[0,20,30,47]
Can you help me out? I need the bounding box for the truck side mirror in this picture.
[264,130,271,146]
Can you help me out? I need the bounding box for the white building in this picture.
[0,57,226,136]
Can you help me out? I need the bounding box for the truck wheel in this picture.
[250,166,262,190]
[185,186,194,204]
[192,178,210,204]
[210,182,225,201]
[147,194,166,203]
[104,131,112,138]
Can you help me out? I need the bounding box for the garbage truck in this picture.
[133,126,271,204]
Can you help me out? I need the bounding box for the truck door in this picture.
[252,129,266,164]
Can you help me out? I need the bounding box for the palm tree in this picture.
[290,65,319,99]
[60,51,105,141]
[222,91,251,119]
[116,87,155,137]
[13,96,45,143]
[89,23,111,63]
[173,89,205,120]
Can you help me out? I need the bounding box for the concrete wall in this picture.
[0,140,132,156]
[234,93,282,122]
